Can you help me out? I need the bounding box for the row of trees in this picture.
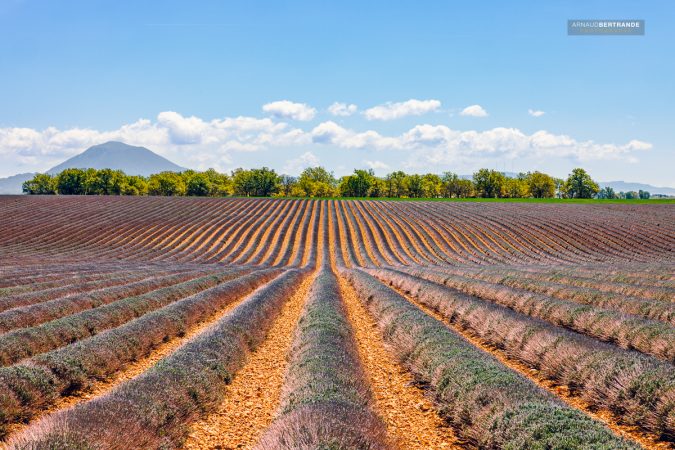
[597,186,651,200]
[22,169,230,197]
[23,167,640,200]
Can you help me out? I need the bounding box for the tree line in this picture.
[22,166,649,199]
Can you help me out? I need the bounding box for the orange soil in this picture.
[182,271,315,450]
[334,200,357,268]
[271,200,309,266]
[337,274,460,449]
[392,285,669,450]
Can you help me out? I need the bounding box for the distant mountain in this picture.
[599,181,675,196]
[0,173,37,195]
[47,141,185,176]
[0,142,186,194]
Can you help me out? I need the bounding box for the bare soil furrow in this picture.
[182,270,315,449]
[337,273,460,449]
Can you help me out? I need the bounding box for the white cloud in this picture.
[0,111,310,176]
[0,111,651,178]
[364,160,389,170]
[262,100,316,121]
[528,109,546,117]
[157,111,206,144]
[328,102,358,117]
[460,104,488,117]
[364,99,441,121]
[283,151,320,174]
[308,121,650,164]
[310,121,400,150]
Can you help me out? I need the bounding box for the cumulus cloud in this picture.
[0,111,651,177]
[0,111,309,175]
[282,151,320,174]
[157,111,206,144]
[460,104,488,117]
[364,99,441,121]
[310,121,400,149]
[308,121,650,164]
[328,102,358,117]
[364,160,389,170]
[528,109,545,117]
[262,100,316,121]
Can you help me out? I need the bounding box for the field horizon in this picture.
[4,193,674,205]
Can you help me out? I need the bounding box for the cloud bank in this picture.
[0,108,651,177]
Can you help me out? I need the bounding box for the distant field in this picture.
[0,196,672,449]
[289,196,675,204]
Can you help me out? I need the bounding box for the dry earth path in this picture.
[182,272,316,449]
[337,274,461,449]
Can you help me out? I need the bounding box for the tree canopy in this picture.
[564,168,600,199]
[22,166,647,200]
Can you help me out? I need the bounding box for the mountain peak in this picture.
[46,142,185,176]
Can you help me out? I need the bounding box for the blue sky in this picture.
[1,0,674,186]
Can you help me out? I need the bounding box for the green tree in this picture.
[278,175,297,197]
[369,177,387,197]
[563,168,599,199]
[406,174,424,198]
[120,175,148,195]
[232,169,256,196]
[339,169,375,197]
[250,167,280,196]
[638,189,650,199]
[22,173,57,195]
[384,171,407,197]
[440,172,459,198]
[456,179,475,198]
[202,168,231,196]
[232,167,280,197]
[89,169,126,195]
[597,186,616,199]
[56,169,89,195]
[526,171,555,198]
[186,172,212,196]
[473,169,505,198]
[297,166,336,197]
[440,172,475,198]
[421,173,441,198]
[148,172,186,196]
[502,177,529,198]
